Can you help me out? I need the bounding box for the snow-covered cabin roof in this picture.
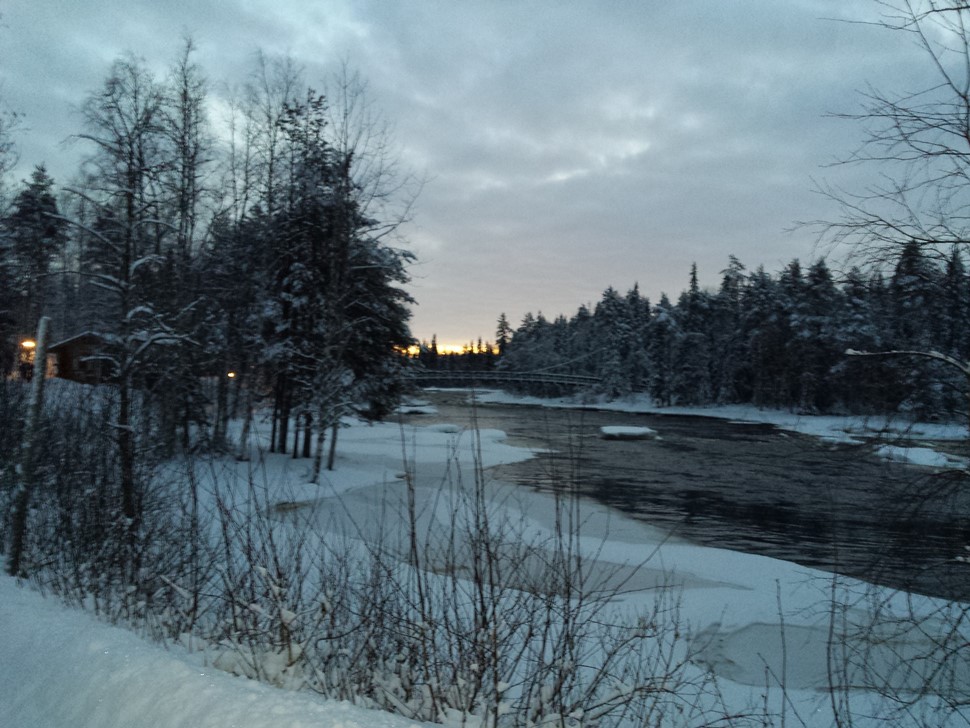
[47,331,108,352]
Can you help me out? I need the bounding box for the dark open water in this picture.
[402,391,970,602]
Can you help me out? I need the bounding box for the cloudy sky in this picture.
[0,1,926,347]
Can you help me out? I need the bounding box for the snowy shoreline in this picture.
[2,391,968,727]
[449,387,970,465]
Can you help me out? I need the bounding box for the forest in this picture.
[0,43,415,478]
[490,247,970,419]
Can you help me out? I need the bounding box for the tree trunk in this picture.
[119,381,138,526]
[277,377,291,454]
[326,419,339,471]
[214,364,228,447]
[312,414,326,482]
[237,380,254,461]
[270,377,280,453]
[6,317,50,577]
[302,411,313,458]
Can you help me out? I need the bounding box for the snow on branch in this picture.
[846,348,970,377]
[129,255,166,277]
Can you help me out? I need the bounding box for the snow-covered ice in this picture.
[874,443,966,467]
[600,425,658,439]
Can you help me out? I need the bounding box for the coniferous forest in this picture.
[492,248,970,420]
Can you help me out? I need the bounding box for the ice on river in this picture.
[3,395,968,727]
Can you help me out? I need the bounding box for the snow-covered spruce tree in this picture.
[593,287,632,398]
[791,259,844,412]
[647,294,678,406]
[258,87,413,474]
[622,283,652,393]
[0,231,14,378]
[830,266,886,412]
[708,255,747,402]
[671,264,713,405]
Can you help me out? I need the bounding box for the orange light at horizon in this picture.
[399,342,500,356]
[438,344,468,355]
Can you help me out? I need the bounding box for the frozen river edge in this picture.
[2,389,968,727]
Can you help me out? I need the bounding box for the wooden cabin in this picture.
[47,332,112,384]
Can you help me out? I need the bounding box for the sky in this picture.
[0,1,930,348]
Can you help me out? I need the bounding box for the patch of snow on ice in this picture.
[874,445,964,468]
[600,425,657,440]
[427,423,461,434]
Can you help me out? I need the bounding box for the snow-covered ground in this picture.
[2,390,968,727]
[0,576,428,728]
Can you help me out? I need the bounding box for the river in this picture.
[401,389,970,602]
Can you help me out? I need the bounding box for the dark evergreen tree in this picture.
[496,312,512,356]
[3,165,65,335]
[710,256,747,402]
[0,221,14,377]
[890,241,938,349]
[739,267,784,407]
[888,241,943,416]
[796,259,843,411]
[648,294,677,406]
[593,287,630,397]
[255,89,413,469]
[623,284,651,393]
[777,259,806,408]
[834,267,887,412]
[941,247,970,360]
[671,265,712,404]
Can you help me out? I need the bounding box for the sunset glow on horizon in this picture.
[403,341,499,357]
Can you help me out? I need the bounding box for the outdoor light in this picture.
[21,340,36,349]
[227,371,236,379]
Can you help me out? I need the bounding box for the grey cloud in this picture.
[0,0,924,344]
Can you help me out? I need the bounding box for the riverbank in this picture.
[463,387,970,463]
[2,398,968,726]
[406,388,970,602]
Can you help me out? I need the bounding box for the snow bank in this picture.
[874,444,965,468]
[0,578,426,728]
[472,388,969,453]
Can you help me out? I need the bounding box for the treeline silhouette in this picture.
[492,246,969,418]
